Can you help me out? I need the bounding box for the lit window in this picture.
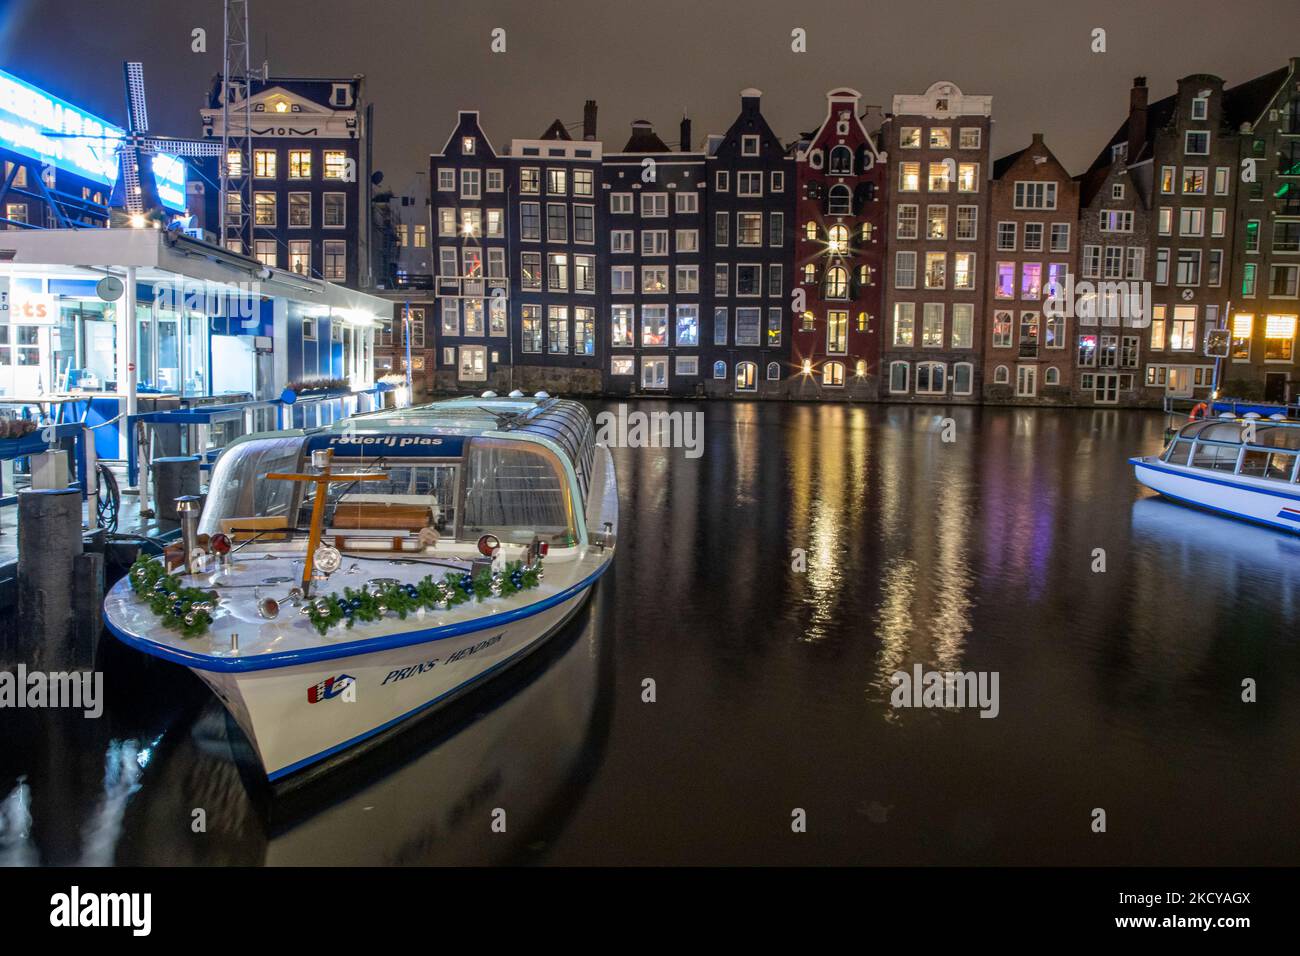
[253,150,276,178]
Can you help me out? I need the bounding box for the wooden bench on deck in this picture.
[329,500,435,551]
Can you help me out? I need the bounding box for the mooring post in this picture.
[151,455,201,528]
[12,488,87,670]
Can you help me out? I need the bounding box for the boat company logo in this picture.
[325,435,444,449]
[889,664,1000,718]
[307,674,356,703]
[1277,507,1300,523]
[49,886,151,936]
[0,666,103,718]
[594,404,704,460]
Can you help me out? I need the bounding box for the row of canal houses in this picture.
[389,61,1300,407]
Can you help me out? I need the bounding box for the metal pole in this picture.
[125,265,138,453]
[83,424,97,530]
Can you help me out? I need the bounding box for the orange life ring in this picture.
[1189,402,1209,421]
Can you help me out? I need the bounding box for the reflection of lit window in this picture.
[827,224,848,253]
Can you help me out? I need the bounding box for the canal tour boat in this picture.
[103,395,618,781]
[1131,415,1300,533]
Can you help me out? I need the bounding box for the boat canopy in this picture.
[1163,418,1300,483]
[198,397,596,547]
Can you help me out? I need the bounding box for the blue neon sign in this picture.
[0,67,187,209]
[0,67,123,186]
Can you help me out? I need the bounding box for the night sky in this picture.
[3,0,1299,200]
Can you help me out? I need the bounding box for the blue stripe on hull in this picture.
[266,589,592,781]
[1129,458,1300,503]
[1133,462,1300,534]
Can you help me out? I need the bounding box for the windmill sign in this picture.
[39,62,221,218]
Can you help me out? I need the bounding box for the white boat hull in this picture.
[1131,456,1300,533]
[193,584,593,780]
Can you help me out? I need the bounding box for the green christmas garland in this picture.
[126,553,216,638]
[126,553,545,639]
[305,560,543,635]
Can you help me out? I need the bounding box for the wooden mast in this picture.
[267,449,387,594]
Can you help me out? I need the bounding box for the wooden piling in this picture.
[11,488,87,670]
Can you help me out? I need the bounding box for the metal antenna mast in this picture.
[220,0,258,250]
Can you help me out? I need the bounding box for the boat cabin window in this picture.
[1164,437,1194,465]
[1164,420,1300,482]
[1190,440,1241,472]
[1239,449,1298,481]
[462,437,576,547]
[199,437,305,537]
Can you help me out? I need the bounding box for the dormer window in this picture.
[829,146,854,175]
[330,83,353,108]
[461,136,475,155]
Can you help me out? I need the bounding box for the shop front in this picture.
[0,227,386,462]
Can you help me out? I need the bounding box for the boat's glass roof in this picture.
[1177,418,1300,449]
[325,397,597,497]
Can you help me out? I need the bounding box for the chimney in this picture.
[583,100,597,141]
[680,114,692,152]
[1126,77,1148,164]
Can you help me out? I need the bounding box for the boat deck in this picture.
[104,541,609,671]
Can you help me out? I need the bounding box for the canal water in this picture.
[2,402,1298,865]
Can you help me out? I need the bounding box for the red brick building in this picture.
[792,88,887,399]
[984,133,1080,402]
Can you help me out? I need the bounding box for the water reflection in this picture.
[2,595,610,866]
[3,402,1298,865]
